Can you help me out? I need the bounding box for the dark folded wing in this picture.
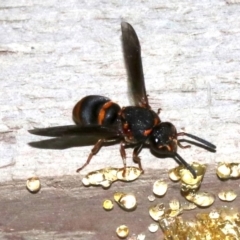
[29,125,113,137]
[28,125,122,149]
[121,22,150,108]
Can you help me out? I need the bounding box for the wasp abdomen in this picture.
[72,95,121,126]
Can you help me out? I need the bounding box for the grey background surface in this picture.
[0,0,239,181]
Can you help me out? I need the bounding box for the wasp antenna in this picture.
[178,132,216,149]
[174,152,197,179]
[178,139,216,153]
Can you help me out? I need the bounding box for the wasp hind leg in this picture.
[76,139,104,172]
[76,137,119,172]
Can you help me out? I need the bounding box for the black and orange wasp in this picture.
[29,22,216,178]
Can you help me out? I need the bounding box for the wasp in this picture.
[29,22,216,178]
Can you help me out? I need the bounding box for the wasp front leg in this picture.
[119,142,144,176]
[120,141,127,170]
[132,144,144,172]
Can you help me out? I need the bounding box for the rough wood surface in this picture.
[1,168,240,240]
[0,0,240,239]
[0,0,240,180]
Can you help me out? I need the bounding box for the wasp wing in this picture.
[121,22,150,108]
[28,125,122,149]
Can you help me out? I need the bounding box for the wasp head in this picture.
[149,122,177,152]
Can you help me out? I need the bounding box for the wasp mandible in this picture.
[29,22,216,178]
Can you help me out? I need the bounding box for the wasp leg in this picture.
[178,141,191,149]
[177,132,192,148]
[76,139,104,172]
[133,144,144,173]
[157,108,161,115]
[177,132,216,149]
[120,141,127,169]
